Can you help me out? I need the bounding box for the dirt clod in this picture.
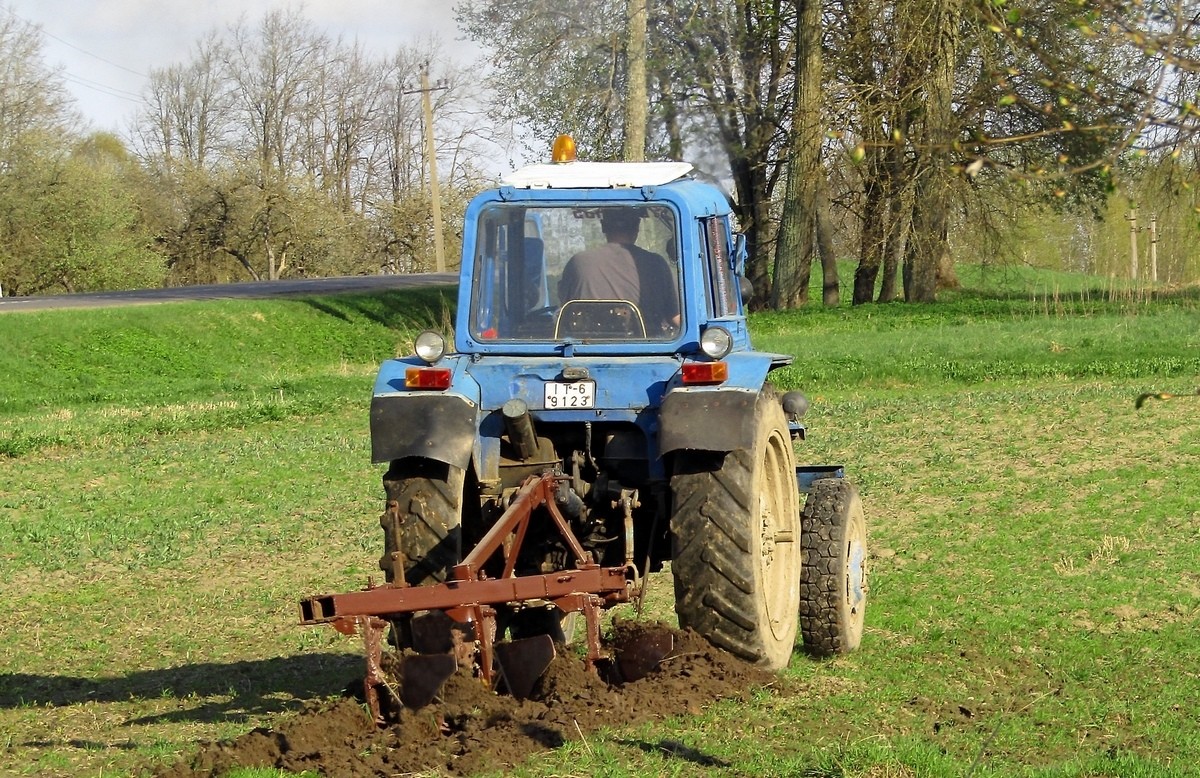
[154,623,779,777]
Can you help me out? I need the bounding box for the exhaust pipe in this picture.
[502,398,539,461]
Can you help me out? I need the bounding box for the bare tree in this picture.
[829,0,930,304]
[297,39,389,211]
[658,0,795,305]
[0,11,78,153]
[459,0,632,161]
[226,8,326,180]
[221,10,327,279]
[824,0,1141,304]
[136,33,233,172]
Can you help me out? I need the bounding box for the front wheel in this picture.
[670,393,801,670]
[799,478,867,656]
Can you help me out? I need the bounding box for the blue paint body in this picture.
[370,168,834,489]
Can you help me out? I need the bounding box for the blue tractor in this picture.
[301,138,866,717]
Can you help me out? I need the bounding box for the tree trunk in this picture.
[732,154,774,308]
[904,0,961,303]
[853,153,885,304]
[221,245,260,282]
[657,73,683,159]
[937,246,961,291]
[623,0,648,161]
[877,121,915,302]
[816,176,839,306]
[878,235,900,302]
[905,168,941,302]
[877,174,913,302]
[771,0,823,310]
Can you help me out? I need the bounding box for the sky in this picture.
[6,0,479,134]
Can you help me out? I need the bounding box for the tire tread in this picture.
[670,396,800,669]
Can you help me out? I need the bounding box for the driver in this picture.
[557,210,680,335]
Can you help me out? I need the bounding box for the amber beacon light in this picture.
[551,134,577,163]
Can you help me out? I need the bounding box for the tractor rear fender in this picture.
[659,388,759,454]
[370,355,482,468]
[370,393,478,468]
[659,351,781,455]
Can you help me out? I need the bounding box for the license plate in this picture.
[544,380,595,409]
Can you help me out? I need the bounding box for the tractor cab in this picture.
[456,144,752,359]
[468,202,681,342]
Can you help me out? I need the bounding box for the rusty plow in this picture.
[299,471,659,723]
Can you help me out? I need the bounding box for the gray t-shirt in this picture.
[558,242,679,334]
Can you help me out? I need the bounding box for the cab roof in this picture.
[500,161,695,190]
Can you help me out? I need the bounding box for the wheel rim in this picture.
[759,429,797,640]
[843,511,867,646]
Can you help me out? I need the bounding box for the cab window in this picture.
[469,204,681,341]
[702,216,739,318]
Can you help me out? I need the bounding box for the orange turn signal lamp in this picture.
[405,367,452,390]
[681,361,728,386]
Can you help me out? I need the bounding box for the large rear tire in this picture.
[799,478,867,656]
[670,393,801,670]
[379,458,466,586]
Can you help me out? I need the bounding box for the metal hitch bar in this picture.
[300,471,633,722]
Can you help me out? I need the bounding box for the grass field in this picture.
[1,273,1198,777]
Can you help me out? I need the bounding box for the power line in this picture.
[38,27,148,78]
[12,12,148,106]
[60,72,142,103]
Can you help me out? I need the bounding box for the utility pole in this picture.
[1149,213,1158,282]
[404,67,448,273]
[1127,207,1139,280]
[421,66,446,273]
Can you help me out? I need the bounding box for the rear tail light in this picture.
[405,367,452,390]
[681,362,728,385]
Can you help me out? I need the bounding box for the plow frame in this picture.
[300,471,634,721]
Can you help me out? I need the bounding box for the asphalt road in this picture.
[0,273,459,313]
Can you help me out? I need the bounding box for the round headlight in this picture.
[414,330,447,364]
[700,326,733,359]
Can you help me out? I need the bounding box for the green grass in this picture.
[760,273,1200,391]
[0,288,456,461]
[1,272,1198,776]
[0,288,455,412]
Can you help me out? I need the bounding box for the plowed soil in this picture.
[154,622,781,777]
